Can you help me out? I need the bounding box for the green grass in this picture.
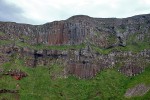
[125,66,150,100]
[34,43,85,50]
[127,66,150,88]
[15,40,85,50]
[0,40,12,45]
[92,32,150,54]
[0,32,5,35]
[0,31,150,99]
[0,31,85,50]
[1,56,150,100]
[92,41,150,54]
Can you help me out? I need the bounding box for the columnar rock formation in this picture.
[0,14,150,47]
[0,43,149,78]
[0,14,150,79]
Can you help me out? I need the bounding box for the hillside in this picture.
[0,14,150,100]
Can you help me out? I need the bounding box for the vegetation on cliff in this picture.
[0,14,150,99]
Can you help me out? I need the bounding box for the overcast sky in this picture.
[0,0,150,25]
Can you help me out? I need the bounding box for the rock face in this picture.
[0,14,150,47]
[0,43,149,79]
[0,14,150,79]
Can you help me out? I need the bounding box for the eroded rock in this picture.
[125,83,150,97]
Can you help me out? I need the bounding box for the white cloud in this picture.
[3,0,150,24]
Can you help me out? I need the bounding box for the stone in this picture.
[124,83,150,97]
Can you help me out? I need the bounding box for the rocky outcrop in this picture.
[0,14,150,79]
[0,14,150,47]
[125,83,150,97]
[66,46,149,78]
[0,40,149,79]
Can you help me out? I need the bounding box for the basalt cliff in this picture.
[0,14,150,79]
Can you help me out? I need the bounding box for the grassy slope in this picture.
[0,32,150,100]
[0,57,150,100]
